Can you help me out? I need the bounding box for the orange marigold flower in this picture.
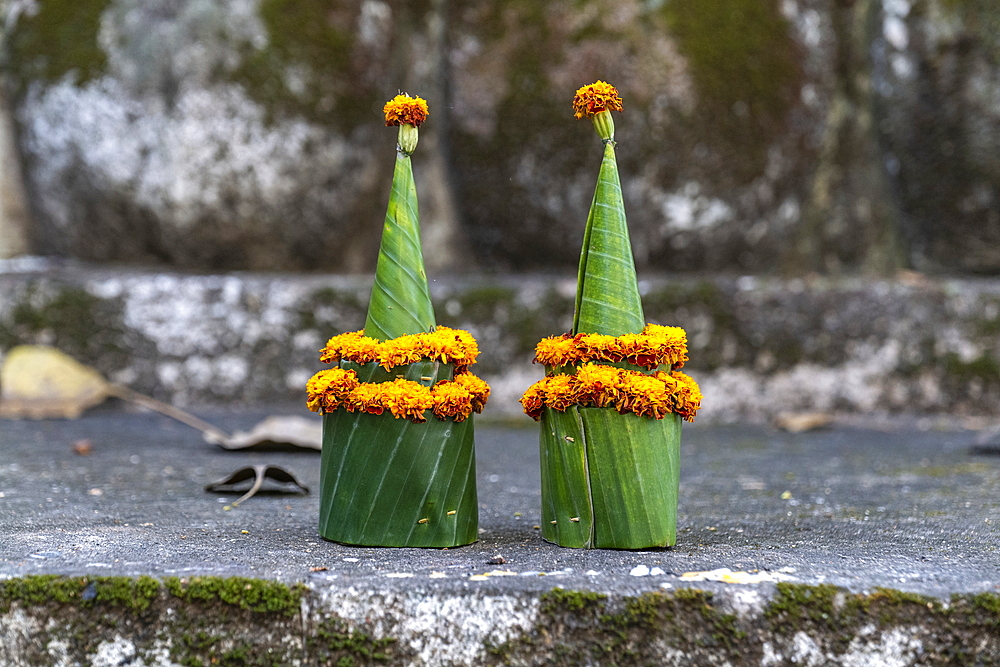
[572,80,623,119]
[384,93,429,127]
[618,371,670,420]
[346,383,387,416]
[573,363,622,408]
[425,327,480,366]
[380,335,423,370]
[519,364,701,421]
[576,333,622,363]
[669,371,703,422]
[305,367,360,413]
[634,324,688,370]
[530,324,689,370]
[319,327,481,370]
[534,334,581,367]
[519,382,546,421]
[380,378,434,422]
[542,374,578,412]
[320,330,380,365]
[431,381,474,422]
[454,371,491,413]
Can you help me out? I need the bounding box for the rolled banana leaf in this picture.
[573,140,645,338]
[319,116,478,547]
[319,362,478,547]
[540,407,680,549]
[364,152,436,341]
[540,96,681,549]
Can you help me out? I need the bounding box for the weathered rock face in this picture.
[3,0,445,271]
[1,0,999,273]
[447,0,820,273]
[874,0,1000,273]
[2,265,1000,421]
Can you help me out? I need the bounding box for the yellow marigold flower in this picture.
[635,324,688,369]
[519,381,546,421]
[379,378,434,422]
[542,373,579,412]
[431,381,474,422]
[345,383,388,416]
[573,363,622,408]
[520,364,701,421]
[618,371,670,420]
[380,334,423,370]
[533,335,581,367]
[454,371,491,413]
[576,333,622,363]
[426,327,480,367]
[305,367,360,413]
[383,93,429,127]
[320,330,380,365]
[572,80,623,119]
[530,324,689,370]
[669,371,703,422]
[319,327,482,370]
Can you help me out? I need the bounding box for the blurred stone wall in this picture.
[0,0,998,274]
[2,264,1000,421]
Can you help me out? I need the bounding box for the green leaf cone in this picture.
[364,152,436,340]
[573,141,645,336]
[540,122,679,549]
[319,129,478,548]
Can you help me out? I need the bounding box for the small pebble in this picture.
[487,554,507,565]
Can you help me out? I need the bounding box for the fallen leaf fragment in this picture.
[0,347,108,419]
[205,465,309,507]
[213,415,323,451]
[774,412,833,433]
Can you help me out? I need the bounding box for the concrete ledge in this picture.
[3,260,1000,421]
[1,407,999,664]
[3,576,999,666]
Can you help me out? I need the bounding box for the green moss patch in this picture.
[4,0,110,87]
[164,576,306,616]
[0,575,161,613]
[311,619,396,665]
[0,576,314,667]
[227,0,390,130]
[662,0,801,180]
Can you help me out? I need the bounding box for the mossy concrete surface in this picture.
[2,576,1000,666]
[4,262,1000,422]
[1,405,999,664]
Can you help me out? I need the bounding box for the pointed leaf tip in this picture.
[573,142,644,336]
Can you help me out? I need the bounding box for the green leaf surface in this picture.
[539,407,594,548]
[319,408,478,548]
[581,409,680,549]
[364,153,436,341]
[573,141,645,337]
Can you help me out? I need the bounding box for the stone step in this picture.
[2,259,1000,421]
[1,409,998,665]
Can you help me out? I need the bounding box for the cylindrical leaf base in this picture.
[540,407,680,549]
[319,410,478,547]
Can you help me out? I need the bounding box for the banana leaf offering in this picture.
[307,95,488,547]
[520,82,703,549]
